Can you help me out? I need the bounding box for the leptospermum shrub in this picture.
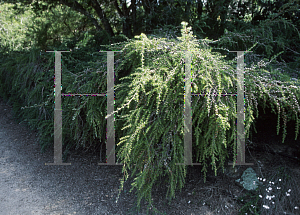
[100,22,299,212]
[0,20,299,214]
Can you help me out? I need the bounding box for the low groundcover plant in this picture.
[238,166,299,215]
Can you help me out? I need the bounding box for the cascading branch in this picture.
[105,21,299,213]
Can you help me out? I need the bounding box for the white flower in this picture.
[277,187,281,189]
[286,193,290,196]
[279,179,281,181]
[295,206,299,210]
[288,189,291,192]
[259,195,262,198]
[268,187,272,191]
[265,195,275,200]
[263,205,270,209]
[263,179,266,182]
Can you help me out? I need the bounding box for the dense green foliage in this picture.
[102,22,299,212]
[0,0,299,214]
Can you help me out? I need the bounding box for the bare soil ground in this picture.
[0,96,299,215]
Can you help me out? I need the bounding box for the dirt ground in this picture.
[0,95,300,215]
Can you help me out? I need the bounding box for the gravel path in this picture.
[0,97,147,215]
[3,94,299,215]
[0,96,220,215]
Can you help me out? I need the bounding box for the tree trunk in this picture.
[131,0,138,36]
[90,0,115,37]
[197,0,203,17]
[122,0,133,38]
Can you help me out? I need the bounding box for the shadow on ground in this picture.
[0,96,299,214]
